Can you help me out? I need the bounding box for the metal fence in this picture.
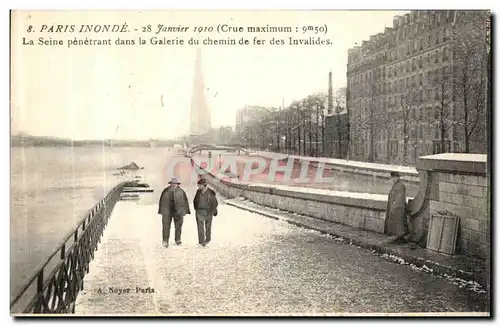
[10,182,127,314]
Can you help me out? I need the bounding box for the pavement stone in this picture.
[225,197,488,291]
[73,188,488,316]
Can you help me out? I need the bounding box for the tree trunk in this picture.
[403,115,408,166]
[276,114,280,152]
[440,110,446,153]
[316,104,319,157]
[296,104,301,155]
[386,130,390,164]
[464,89,470,153]
[321,111,325,156]
[368,103,375,162]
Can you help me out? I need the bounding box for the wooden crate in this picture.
[426,212,460,255]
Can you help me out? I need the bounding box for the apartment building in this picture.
[347,10,489,165]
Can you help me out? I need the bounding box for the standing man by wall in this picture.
[193,178,218,247]
[385,171,408,243]
[158,177,191,248]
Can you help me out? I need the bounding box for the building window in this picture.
[435,50,439,63]
[411,126,417,139]
[419,56,423,69]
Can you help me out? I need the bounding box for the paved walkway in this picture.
[74,189,488,315]
[225,198,488,291]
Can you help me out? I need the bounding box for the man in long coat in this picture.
[193,178,218,247]
[158,177,191,247]
[385,171,408,242]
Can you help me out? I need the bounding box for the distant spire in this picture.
[190,47,211,136]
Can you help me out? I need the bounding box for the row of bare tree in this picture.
[240,13,489,164]
[239,88,347,157]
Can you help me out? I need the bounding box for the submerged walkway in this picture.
[74,189,487,315]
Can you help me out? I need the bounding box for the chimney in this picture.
[328,72,333,114]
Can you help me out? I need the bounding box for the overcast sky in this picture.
[11,10,406,140]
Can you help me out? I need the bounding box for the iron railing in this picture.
[10,182,127,315]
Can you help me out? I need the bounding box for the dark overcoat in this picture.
[385,180,407,237]
[193,188,218,220]
[158,186,191,217]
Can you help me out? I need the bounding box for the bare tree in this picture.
[399,90,420,166]
[315,97,319,156]
[367,82,377,162]
[452,11,489,153]
[307,98,313,156]
[432,73,454,153]
[309,92,327,156]
[291,101,301,155]
[320,95,326,156]
[349,83,374,162]
[331,87,348,158]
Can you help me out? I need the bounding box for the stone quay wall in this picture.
[197,152,489,260]
[415,154,489,259]
[202,170,389,234]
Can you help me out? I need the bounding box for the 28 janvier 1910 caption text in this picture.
[20,23,333,48]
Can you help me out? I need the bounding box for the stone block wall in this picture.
[416,154,489,259]
[203,171,388,234]
[430,173,488,258]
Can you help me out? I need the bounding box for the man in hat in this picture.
[193,178,218,247]
[385,171,408,243]
[158,177,191,247]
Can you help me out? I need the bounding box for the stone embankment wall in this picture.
[203,170,389,234]
[197,152,489,260]
[415,154,489,259]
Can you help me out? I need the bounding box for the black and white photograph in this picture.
[8,8,491,317]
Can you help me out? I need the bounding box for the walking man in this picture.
[385,171,408,243]
[193,178,218,247]
[158,177,190,248]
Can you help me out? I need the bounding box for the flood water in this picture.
[10,146,172,302]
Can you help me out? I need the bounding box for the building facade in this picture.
[347,10,489,165]
[235,105,271,148]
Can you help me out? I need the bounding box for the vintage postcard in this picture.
[10,9,491,316]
